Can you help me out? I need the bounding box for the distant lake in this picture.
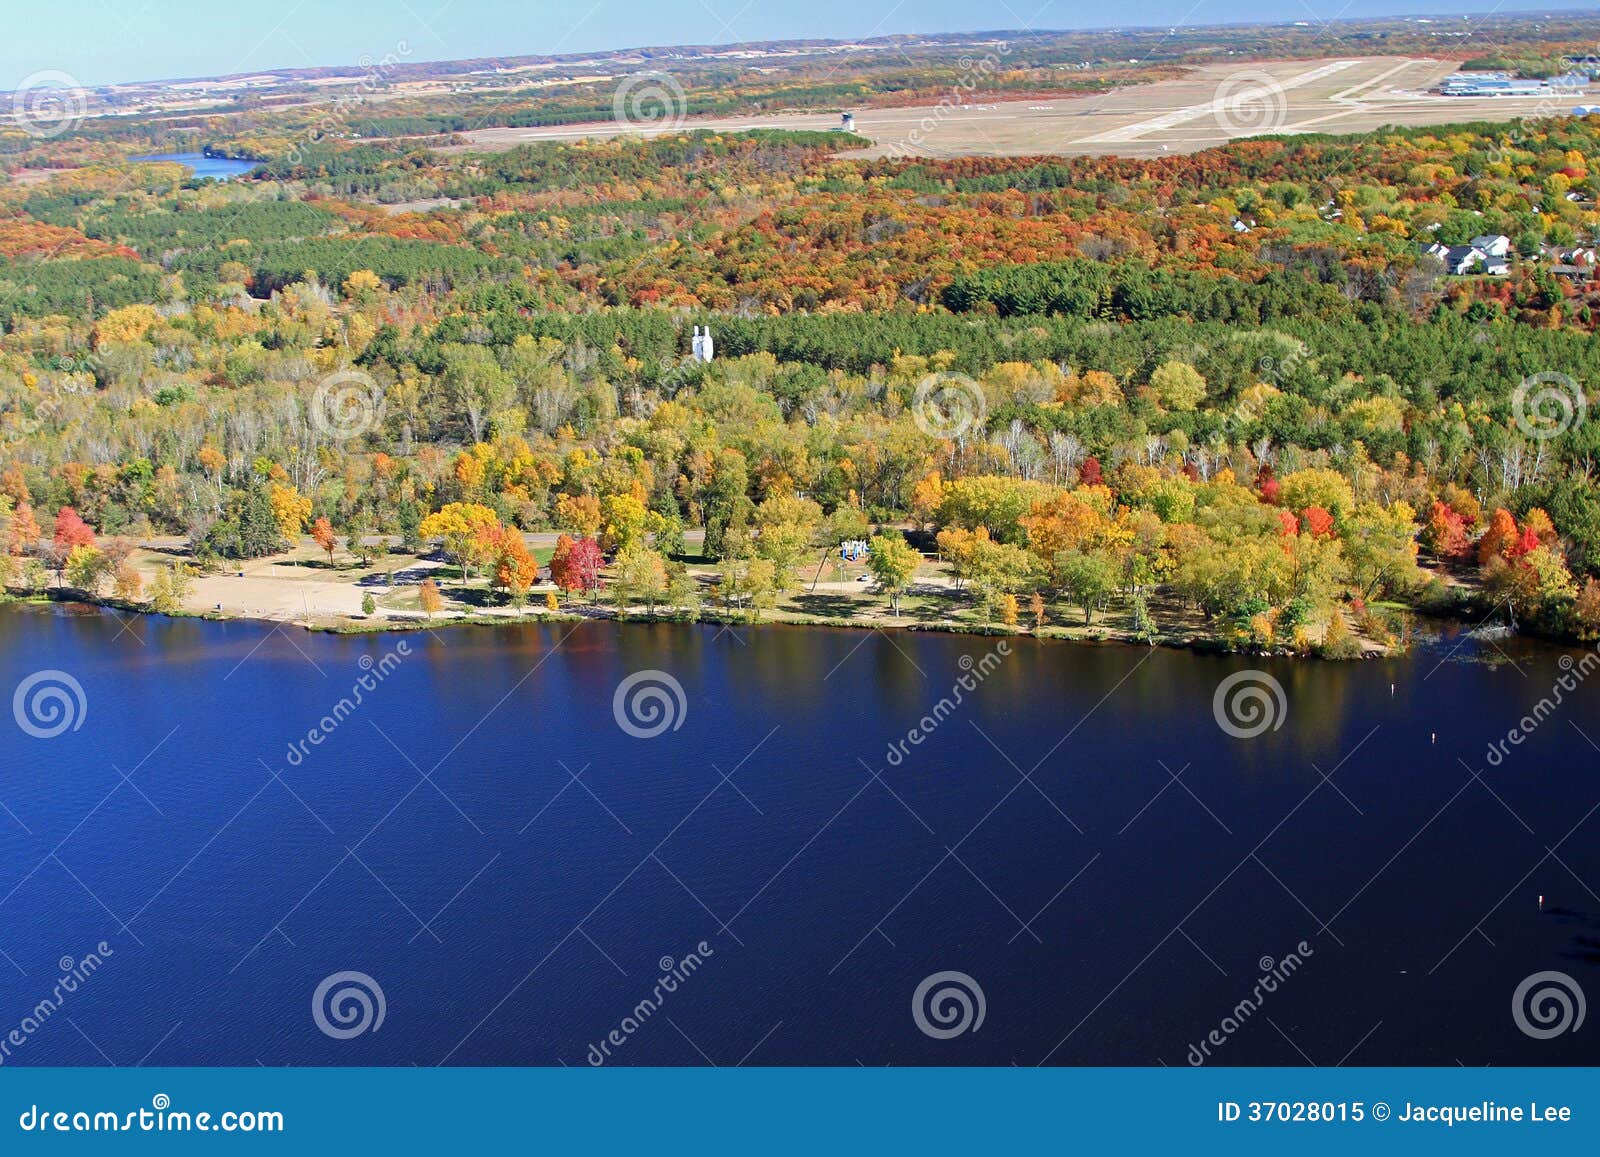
[131,152,261,180]
[0,605,1596,1066]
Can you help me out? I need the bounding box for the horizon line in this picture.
[14,6,1587,93]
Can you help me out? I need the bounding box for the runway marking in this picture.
[1328,57,1432,105]
[1074,59,1361,143]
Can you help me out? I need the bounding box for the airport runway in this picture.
[452,57,1590,159]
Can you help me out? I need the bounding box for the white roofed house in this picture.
[1442,245,1488,275]
[1469,234,1513,258]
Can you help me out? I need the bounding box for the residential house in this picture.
[1469,234,1513,258]
[1550,264,1596,282]
[1443,245,1488,275]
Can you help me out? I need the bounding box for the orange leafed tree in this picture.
[311,517,338,566]
[495,531,539,606]
[418,578,443,619]
[8,503,41,555]
[1477,508,1519,566]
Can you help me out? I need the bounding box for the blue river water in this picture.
[130,153,260,181]
[0,604,1596,1066]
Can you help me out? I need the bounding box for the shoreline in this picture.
[9,536,1573,662]
[8,588,1581,673]
[0,586,1436,662]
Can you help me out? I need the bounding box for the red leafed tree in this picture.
[1277,510,1299,537]
[567,538,603,593]
[1078,456,1103,487]
[1259,476,1282,505]
[549,534,603,596]
[1508,526,1540,561]
[1422,501,1470,559]
[52,506,95,552]
[1302,506,1336,539]
[1522,508,1557,546]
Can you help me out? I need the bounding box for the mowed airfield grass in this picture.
[453,57,1589,158]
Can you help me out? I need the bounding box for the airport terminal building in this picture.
[1438,70,1590,97]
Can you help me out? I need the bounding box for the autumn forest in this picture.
[4,20,1600,654]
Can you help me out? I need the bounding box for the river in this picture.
[0,605,1595,1066]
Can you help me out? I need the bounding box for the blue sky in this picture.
[0,0,1572,88]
